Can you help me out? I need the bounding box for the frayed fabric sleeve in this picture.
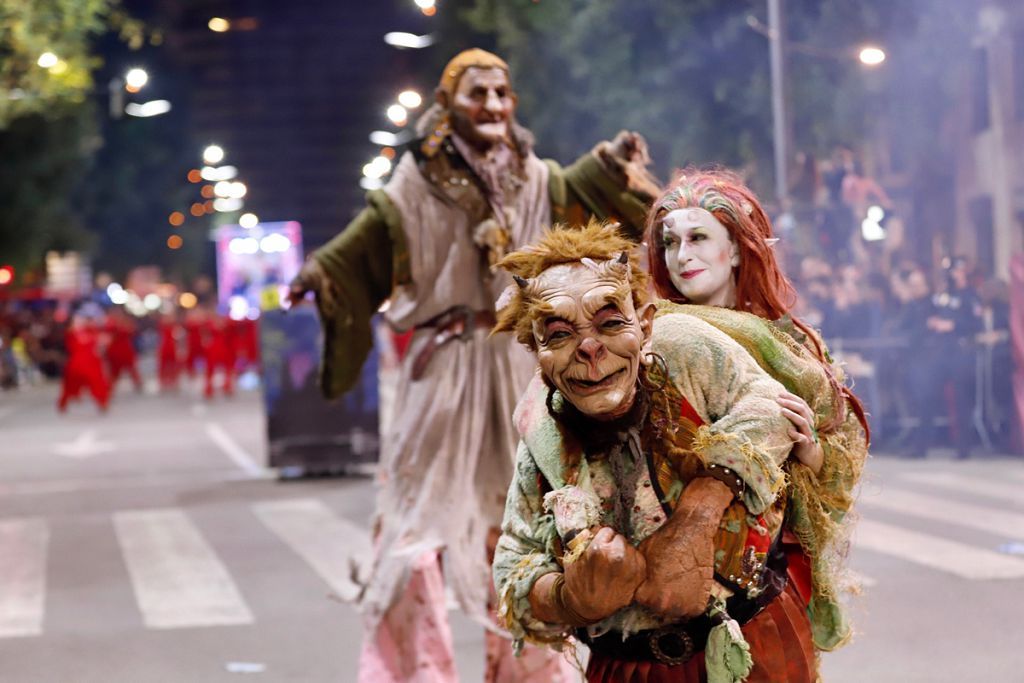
[655,314,793,515]
[492,441,569,651]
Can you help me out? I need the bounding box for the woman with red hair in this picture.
[645,168,870,655]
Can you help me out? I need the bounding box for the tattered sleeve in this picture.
[311,190,399,399]
[492,441,568,651]
[654,315,794,515]
[544,153,651,242]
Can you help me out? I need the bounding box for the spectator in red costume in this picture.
[157,313,182,391]
[183,308,208,378]
[105,307,142,393]
[58,311,110,413]
[204,313,236,398]
[232,316,260,373]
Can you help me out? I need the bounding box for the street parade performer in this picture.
[492,220,819,682]
[645,168,870,652]
[287,49,660,681]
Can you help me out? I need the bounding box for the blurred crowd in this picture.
[782,146,1015,457]
[0,300,260,409]
[3,143,1016,454]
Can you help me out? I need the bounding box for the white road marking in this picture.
[114,509,254,628]
[204,422,265,478]
[899,471,1023,506]
[51,429,117,459]
[252,498,372,602]
[853,518,1024,580]
[0,518,48,638]
[0,470,269,497]
[860,487,1024,541]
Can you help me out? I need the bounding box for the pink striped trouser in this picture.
[357,551,578,683]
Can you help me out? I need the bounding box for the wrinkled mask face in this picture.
[450,67,516,149]
[528,262,650,419]
[661,207,739,307]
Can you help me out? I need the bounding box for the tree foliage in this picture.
[0,107,98,276]
[449,0,977,203]
[0,0,146,127]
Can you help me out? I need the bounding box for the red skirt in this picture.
[586,582,817,683]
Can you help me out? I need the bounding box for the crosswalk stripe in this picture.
[899,471,1023,505]
[252,498,372,602]
[204,422,266,478]
[0,518,48,638]
[860,487,1024,541]
[113,509,254,628]
[853,518,1024,579]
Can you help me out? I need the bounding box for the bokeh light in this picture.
[859,46,886,66]
[168,211,185,226]
[208,17,231,32]
[386,104,408,126]
[398,90,422,109]
[203,145,225,164]
[167,234,184,249]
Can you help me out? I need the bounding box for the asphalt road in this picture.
[1,377,1022,682]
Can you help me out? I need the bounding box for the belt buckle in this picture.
[450,305,475,341]
[647,625,694,665]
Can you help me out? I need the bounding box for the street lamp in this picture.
[858,46,886,67]
[203,145,225,164]
[767,0,788,208]
[124,68,149,92]
[383,32,435,49]
[386,104,408,126]
[108,67,169,119]
[398,90,422,109]
[752,6,887,209]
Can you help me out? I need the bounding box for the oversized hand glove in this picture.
[634,477,734,619]
[562,526,647,623]
[606,130,651,166]
[287,258,335,311]
[595,130,661,201]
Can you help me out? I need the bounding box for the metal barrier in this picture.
[825,330,1012,449]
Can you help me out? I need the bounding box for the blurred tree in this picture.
[0,0,144,127]
[0,0,195,285]
[0,108,98,279]
[449,0,974,205]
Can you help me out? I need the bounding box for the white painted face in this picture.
[529,263,653,420]
[661,208,739,307]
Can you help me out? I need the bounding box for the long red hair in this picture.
[645,168,869,440]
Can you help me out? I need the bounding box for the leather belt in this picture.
[410,305,496,380]
[581,540,788,665]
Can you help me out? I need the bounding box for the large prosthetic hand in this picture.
[286,258,337,312]
[529,526,646,626]
[594,130,662,201]
[634,477,735,619]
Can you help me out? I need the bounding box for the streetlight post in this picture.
[767,0,789,210]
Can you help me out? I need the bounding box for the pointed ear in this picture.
[638,302,656,352]
[730,242,741,268]
[435,87,449,109]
